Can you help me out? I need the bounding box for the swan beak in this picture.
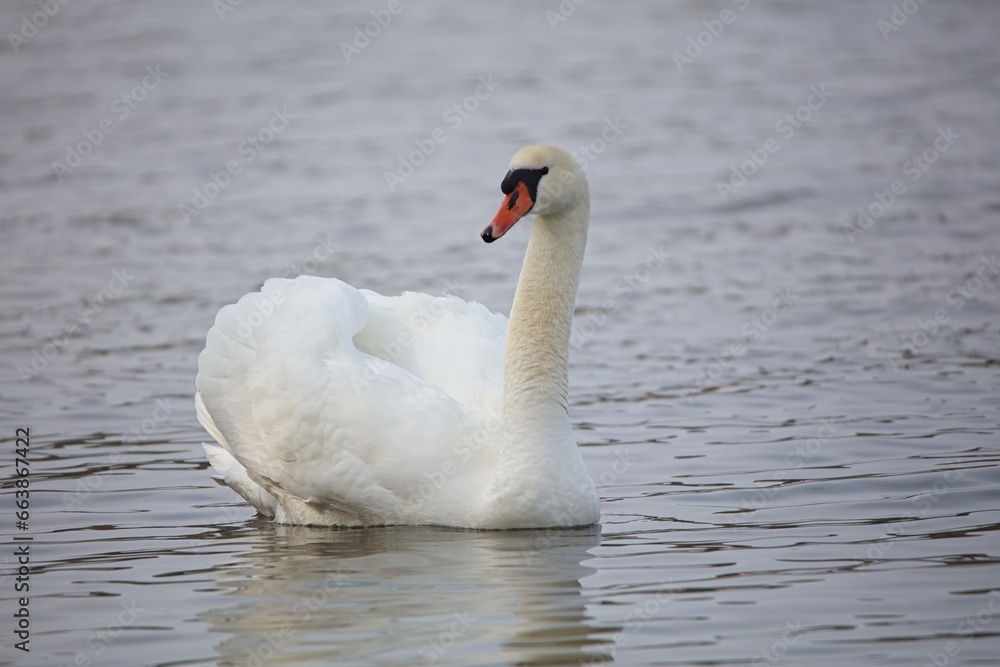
[482,181,534,243]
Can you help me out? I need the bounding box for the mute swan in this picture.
[195,145,599,528]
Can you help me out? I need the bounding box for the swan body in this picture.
[195,145,599,528]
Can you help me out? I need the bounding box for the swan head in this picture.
[481,145,587,243]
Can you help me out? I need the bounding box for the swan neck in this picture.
[503,199,589,421]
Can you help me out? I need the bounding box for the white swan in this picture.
[194,145,599,529]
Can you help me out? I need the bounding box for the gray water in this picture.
[2,1,999,665]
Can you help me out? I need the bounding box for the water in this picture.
[1,1,999,665]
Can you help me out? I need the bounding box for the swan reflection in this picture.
[199,524,618,666]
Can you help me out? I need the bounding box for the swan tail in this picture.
[196,390,276,516]
[202,443,277,517]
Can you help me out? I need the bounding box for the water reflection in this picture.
[199,524,616,666]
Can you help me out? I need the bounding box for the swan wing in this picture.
[354,288,507,415]
[195,276,505,525]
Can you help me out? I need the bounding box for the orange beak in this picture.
[481,181,534,243]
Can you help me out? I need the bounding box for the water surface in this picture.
[1,1,999,665]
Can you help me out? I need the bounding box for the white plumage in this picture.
[195,145,600,528]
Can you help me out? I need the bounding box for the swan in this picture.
[194,145,599,529]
